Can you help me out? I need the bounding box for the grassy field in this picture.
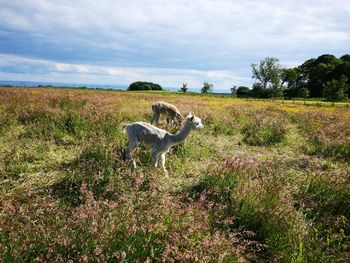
[0,87,349,262]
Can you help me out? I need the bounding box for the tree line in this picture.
[233,54,350,102]
[127,54,349,102]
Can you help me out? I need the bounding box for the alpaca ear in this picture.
[190,116,194,121]
[187,112,192,117]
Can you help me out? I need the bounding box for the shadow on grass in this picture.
[51,142,128,207]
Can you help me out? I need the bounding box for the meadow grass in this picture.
[0,87,349,262]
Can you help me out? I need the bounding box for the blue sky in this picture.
[0,0,349,91]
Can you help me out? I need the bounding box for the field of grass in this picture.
[0,87,349,262]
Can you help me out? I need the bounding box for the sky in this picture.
[0,0,349,91]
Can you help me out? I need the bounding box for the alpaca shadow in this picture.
[51,143,127,206]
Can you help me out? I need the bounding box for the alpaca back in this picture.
[125,122,168,145]
[152,101,181,117]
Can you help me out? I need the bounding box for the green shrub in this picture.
[128,81,162,91]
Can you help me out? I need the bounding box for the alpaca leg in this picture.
[160,153,168,177]
[151,112,156,125]
[150,148,159,168]
[151,112,160,125]
[125,142,138,168]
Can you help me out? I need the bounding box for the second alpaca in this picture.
[151,101,184,126]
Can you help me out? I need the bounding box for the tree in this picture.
[322,75,349,102]
[340,54,350,63]
[128,81,162,91]
[334,59,350,88]
[296,54,342,97]
[201,82,213,94]
[251,83,277,98]
[251,57,283,90]
[180,83,188,93]
[281,68,298,89]
[230,85,237,96]
[236,86,251,98]
[298,87,310,99]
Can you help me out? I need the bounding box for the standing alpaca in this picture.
[151,101,184,126]
[122,113,203,176]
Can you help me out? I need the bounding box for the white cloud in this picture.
[0,54,248,90]
[0,0,349,89]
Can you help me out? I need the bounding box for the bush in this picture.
[322,75,349,102]
[236,86,251,98]
[128,81,162,91]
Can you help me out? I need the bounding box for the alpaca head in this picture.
[187,112,203,129]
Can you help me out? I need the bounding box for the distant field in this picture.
[1,87,349,262]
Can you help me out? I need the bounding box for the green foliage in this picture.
[298,87,310,99]
[266,53,350,100]
[201,82,213,94]
[236,86,251,98]
[180,83,188,93]
[281,68,299,89]
[120,53,350,101]
[291,54,349,97]
[251,57,283,92]
[322,75,349,102]
[252,83,269,98]
[128,81,162,91]
[230,85,237,96]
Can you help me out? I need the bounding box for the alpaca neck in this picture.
[168,120,192,146]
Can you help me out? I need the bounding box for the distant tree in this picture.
[201,82,213,94]
[271,88,284,98]
[296,54,342,97]
[251,57,283,89]
[128,81,162,91]
[230,85,238,96]
[251,83,275,98]
[236,86,251,98]
[281,68,298,89]
[252,83,264,98]
[246,53,350,100]
[298,87,310,99]
[180,83,188,93]
[340,54,350,63]
[334,58,350,88]
[322,75,349,102]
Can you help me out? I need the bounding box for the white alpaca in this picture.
[122,113,203,176]
[151,101,184,126]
